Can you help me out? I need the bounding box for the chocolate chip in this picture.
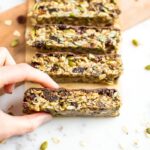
[105,39,113,47]
[48,8,58,13]
[38,6,45,10]
[58,24,67,30]
[51,64,59,71]
[96,3,105,12]
[43,90,59,101]
[17,15,26,24]
[50,36,61,43]
[36,53,43,57]
[31,62,40,67]
[29,94,36,100]
[48,95,59,101]
[59,102,64,107]
[72,67,85,73]
[58,89,70,96]
[98,89,116,97]
[77,26,86,34]
[34,41,45,48]
[71,102,78,107]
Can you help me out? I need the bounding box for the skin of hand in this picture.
[0,47,59,141]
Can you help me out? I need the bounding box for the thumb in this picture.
[1,112,52,140]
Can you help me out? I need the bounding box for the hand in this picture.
[0,47,59,141]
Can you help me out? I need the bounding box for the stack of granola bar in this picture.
[24,0,122,117]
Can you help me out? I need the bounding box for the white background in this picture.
[0,1,150,150]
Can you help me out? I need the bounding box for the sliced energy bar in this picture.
[29,0,121,27]
[23,88,121,117]
[31,52,122,84]
[26,25,121,54]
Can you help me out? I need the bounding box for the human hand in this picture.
[0,47,59,141]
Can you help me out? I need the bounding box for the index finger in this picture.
[0,63,59,89]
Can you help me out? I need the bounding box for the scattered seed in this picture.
[13,30,21,37]
[10,39,20,47]
[4,20,12,26]
[145,128,150,134]
[145,65,150,70]
[51,137,60,144]
[40,141,48,150]
[122,126,128,135]
[132,39,139,47]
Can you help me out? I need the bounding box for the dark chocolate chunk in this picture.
[34,41,45,49]
[72,67,85,73]
[17,15,26,24]
[58,24,67,30]
[51,64,59,71]
[48,8,58,13]
[50,36,61,43]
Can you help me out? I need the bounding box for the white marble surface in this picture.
[0,1,150,150]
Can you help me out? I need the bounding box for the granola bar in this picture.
[31,52,122,84]
[29,0,121,27]
[26,25,121,54]
[23,88,121,117]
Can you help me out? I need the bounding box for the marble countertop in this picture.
[0,1,150,150]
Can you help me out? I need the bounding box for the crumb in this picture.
[133,139,139,146]
[118,143,124,150]
[15,143,23,150]
[26,134,36,141]
[4,20,12,26]
[122,126,128,135]
[13,30,21,37]
[79,141,86,147]
[17,15,26,24]
[51,137,60,144]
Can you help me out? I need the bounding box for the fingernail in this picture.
[50,79,59,89]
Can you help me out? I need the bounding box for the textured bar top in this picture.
[23,88,121,117]
[27,25,121,54]
[31,52,123,84]
[29,0,120,27]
